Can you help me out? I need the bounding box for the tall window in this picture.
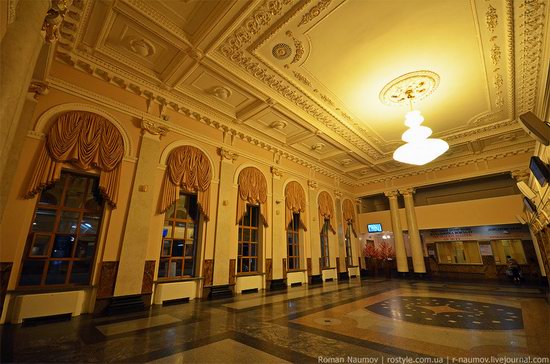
[159,193,198,278]
[19,172,104,287]
[287,213,300,270]
[238,205,260,273]
[320,219,330,269]
[345,223,353,267]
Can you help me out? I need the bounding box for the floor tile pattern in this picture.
[366,296,524,330]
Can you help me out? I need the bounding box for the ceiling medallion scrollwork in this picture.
[272,43,292,59]
[379,71,440,107]
[298,0,332,27]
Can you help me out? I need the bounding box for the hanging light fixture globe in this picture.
[380,71,449,166]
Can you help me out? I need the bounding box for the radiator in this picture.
[11,291,86,324]
[153,281,196,305]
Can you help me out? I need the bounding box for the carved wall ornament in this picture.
[42,0,73,43]
[511,169,530,183]
[293,71,312,86]
[128,37,156,58]
[207,86,232,100]
[219,147,239,162]
[334,190,343,198]
[28,81,50,99]
[8,0,16,24]
[486,4,498,33]
[308,180,318,189]
[285,31,304,66]
[141,119,168,137]
[298,0,332,27]
[339,158,352,166]
[272,43,292,60]
[379,71,440,106]
[271,166,283,177]
[311,142,325,151]
[270,120,288,130]
[490,43,501,66]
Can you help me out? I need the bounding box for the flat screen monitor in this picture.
[529,156,549,187]
[367,223,383,233]
[523,197,537,213]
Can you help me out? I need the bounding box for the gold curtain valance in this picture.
[318,191,336,234]
[236,167,268,227]
[285,181,307,231]
[159,145,212,221]
[26,111,125,207]
[342,198,358,237]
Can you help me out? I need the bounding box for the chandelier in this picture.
[380,71,449,166]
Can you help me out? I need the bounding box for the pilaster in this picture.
[114,119,165,297]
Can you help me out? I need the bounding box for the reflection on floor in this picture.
[1,279,548,363]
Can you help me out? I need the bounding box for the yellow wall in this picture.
[358,195,525,233]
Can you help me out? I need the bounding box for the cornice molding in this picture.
[46,76,355,188]
[356,141,535,187]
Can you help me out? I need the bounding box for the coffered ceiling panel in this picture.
[184,67,254,110]
[102,13,183,75]
[251,108,307,142]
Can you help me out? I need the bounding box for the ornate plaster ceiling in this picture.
[52,0,549,187]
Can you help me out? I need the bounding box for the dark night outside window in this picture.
[238,204,259,273]
[159,193,198,278]
[287,213,300,270]
[19,172,104,287]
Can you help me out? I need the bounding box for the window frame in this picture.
[158,193,199,280]
[18,171,104,289]
[435,241,483,265]
[237,204,260,274]
[287,212,301,271]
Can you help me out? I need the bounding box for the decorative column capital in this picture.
[307,180,318,189]
[511,169,530,183]
[42,0,73,43]
[141,118,168,138]
[399,187,416,197]
[384,190,399,199]
[28,80,49,99]
[334,190,343,198]
[270,166,283,178]
[219,147,239,163]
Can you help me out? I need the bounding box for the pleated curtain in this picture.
[236,167,268,227]
[342,198,358,237]
[318,191,336,234]
[26,111,124,207]
[285,181,307,231]
[159,146,212,221]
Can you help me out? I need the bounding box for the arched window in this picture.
[318,191,336,270]
[158,146,212,279]
[20,111,125,287]
[285,181,307,271]
[236,167,268,274]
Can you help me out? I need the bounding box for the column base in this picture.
[269,279,287,291]
[207,285,233,300]
[338,271,350,282]
[310,275,323,285]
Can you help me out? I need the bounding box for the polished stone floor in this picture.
[1,279,549,363]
